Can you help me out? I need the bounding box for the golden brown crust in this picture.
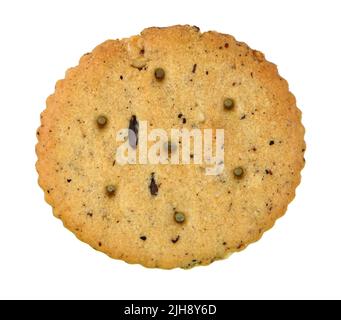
[36,25,305,269]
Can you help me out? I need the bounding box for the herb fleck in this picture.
[149,173,159,196]
[128,115,139,148]
[192,64,197,73]
[171,236,180,244]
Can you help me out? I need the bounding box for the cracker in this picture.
[36,25,305,269]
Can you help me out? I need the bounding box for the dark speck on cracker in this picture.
[171,236,180,244]
[149,173,159,196]
[192,64,197,73]
[128,115,139,148]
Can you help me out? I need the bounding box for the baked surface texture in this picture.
[36,25,305,269]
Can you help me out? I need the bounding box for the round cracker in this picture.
[36,25,305,269]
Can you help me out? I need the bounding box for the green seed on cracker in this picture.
[233,167,244,178]
[106,185,116,196]
[164,141,177,155]
[96,115,108,127]
[174,212,185,223]
[154,68,165,80]
[224,98,234,110]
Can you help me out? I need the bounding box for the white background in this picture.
[0,0,340,300]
